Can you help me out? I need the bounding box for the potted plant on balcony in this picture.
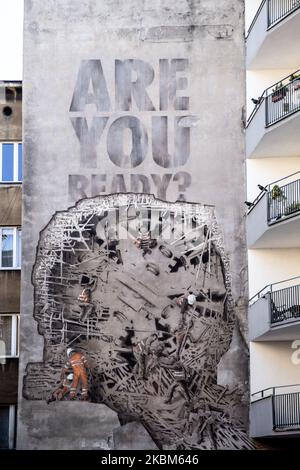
[294,78,300,91]
[290,72,300,91]
[271,82,287,103]
[269,185,286,220]
[271,185,285,200]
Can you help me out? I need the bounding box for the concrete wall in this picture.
[248,249,300,297]
[249,295,270,341]
[246,0,268,69]
[18,0,250,450]
[250,395,274,438]
[247,157,300,201]
[250,341,300,394]
[246,192,268,249]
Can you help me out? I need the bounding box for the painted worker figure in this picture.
[131,334,158,379]
[47,373,74,403]
[131,338,147,379]
[176,291,196,316]
[164,361,190,404]
[64,348,89,400]
[174,317,195,360]
[187,400,217,449]
[134,228,157,257]
[77,275,97,322]
[146,341,169,375]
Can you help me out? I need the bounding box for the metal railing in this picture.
[268,0,300,27]
[252,383,300,400]
[247,0,300,36]
[271,284,300,323]
[274,392,300,429]
[266,73,300,126]
[247,0,267,36]
[252,385,300,430]
[247,69,300,127]
[267,178,300,222]
[249,275,300,306]
[246,171,300,219]
[249,277,300,324]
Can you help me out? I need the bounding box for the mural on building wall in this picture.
[23,193,253,449]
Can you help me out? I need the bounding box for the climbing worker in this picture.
[187,291,196,307]
[47,373,74,403]
[164,361,190,404]
[77,275,97,321]
[131,338,147,379]
[134,228,157,257]
[63,348,89,400]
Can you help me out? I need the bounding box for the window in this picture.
[0,314,20,358]
[0,228,21,269]
[0,405,16,449]
[0,143,22,183]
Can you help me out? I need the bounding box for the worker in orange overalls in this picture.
[47,373,74,403]
[64,348,89,400]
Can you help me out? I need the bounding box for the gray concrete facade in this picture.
[18,0,250,449]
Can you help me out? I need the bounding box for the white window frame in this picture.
[0,142,22,183]
[0,405,16,449]
[0,314,20,358]
[8,405,16,449]
[0,227,21,270]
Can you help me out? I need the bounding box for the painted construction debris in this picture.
[23,193,254,449]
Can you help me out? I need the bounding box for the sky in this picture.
[0,0,24,80]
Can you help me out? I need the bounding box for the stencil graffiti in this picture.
[68,58,196,201]
[23,194,253,449]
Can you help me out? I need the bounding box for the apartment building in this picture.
[245,0,300,439]
[0,81,22,449]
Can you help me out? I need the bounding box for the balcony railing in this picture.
[268,0,300,27]
[248,0,300,35]
[252,384,300,430]
[249,276,300,324]
[271,284,300,323]
[247,69,300,127]
[247,171,300,223]
[268,177,300,222]
[274,391,300,429]
[266,74,300,126]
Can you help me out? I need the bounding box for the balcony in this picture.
[249,277,300,341]
[250,385,300,437]
[247,0,300,69]
[246,71,300,158]
[247,173,300,248]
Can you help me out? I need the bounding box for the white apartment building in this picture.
[245,0,300,438]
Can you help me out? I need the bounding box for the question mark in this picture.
[173,171,191,201]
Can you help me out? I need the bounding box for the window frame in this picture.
[0,313,20,358]
[0,142,22,183]
[0,227,21,270]
[0,405,16,449]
